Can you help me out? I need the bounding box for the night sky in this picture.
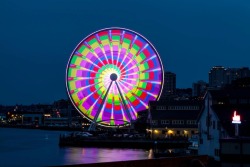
[1,0,250,105]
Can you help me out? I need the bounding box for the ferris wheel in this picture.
[66,28,164,130]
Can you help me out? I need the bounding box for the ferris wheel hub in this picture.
[110,73,118,81]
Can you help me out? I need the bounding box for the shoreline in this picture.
[0,124,82,131]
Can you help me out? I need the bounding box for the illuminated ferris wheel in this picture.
[66,28,164,130]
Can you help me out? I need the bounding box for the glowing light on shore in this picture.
[232,111,241,124]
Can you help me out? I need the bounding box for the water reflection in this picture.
[0,128,151,166]
[148,149,154,159]
[63,147,151,165]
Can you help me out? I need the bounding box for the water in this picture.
[0,128,151,167]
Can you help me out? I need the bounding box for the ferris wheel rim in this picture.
[66,27,164,127]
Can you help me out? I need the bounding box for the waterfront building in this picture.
[22,113,43,125]
[44,117,69,127]
[6,111,43,125]
[198,88,250,161]
[148,100,202,139]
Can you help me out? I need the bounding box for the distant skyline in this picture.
[1,0,250,105]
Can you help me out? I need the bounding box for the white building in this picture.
[198,88,250,161]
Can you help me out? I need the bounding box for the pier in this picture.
[59,133,189,149]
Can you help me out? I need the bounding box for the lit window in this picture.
[156,106,166,110]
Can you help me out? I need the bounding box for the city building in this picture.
[6,111,43,125]
[174,88,192,101]
[224,68,240,85]
[22,113,43,125]
[198,88,250,161]
[192,80,208,98]
[0,113,6,123]
[148,100,202,139]
[238,67,250,78]
[230,77,250,88]
[208,66,225,88]
[209,66,250,88]
[44,117,69,127]
[160,71,176,99]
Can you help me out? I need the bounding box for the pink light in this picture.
[232,111,241,124]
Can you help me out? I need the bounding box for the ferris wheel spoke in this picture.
[77,86,101,108]
[141,80,161,85]
[67,76,97,81]
[85,92,102,117]
[73,81,102,92]
[94,33,109,64]
[119,79,136,88]
[69,63,98,72]
[110,45,114,66]
[140,54,157,64]
[118,80,146,115]
[68,62,99,76]
[84,42,105,67]
[120,71,139,77]
[120,107,129,123]
[117,80,131,93]
[126,99,139,119]
[136,43,149,56]
[122,92,138,120]
[143,68,162,73]
[121,64,139,76]
[74,51,101,70]
[119,46,142,73]
[131,91,150,108]
[115,47,121,67]
[117,51,127,70]
[120,78,138,84]
[98,47,109,66]
[136,87,158,98]
[119,57,134,72]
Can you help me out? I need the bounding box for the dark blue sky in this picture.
[1,0,250,105]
